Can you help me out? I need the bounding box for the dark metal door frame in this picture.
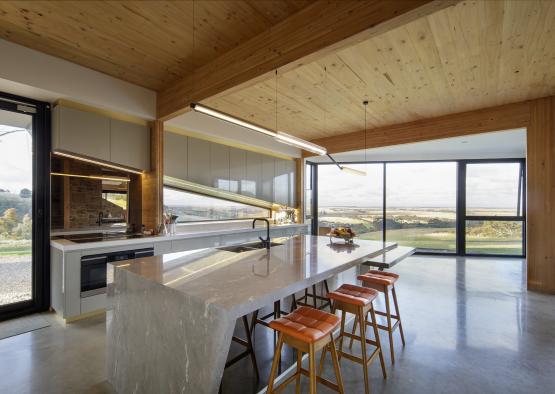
[0,91,51,321]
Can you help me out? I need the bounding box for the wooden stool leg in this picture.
[348,315,358,349]
[242,316,260,381]
[392,286,406,346]
[309,343,317,394]
[329,333,345,394]
[369,305,387,379]
[337,310,346,361]
[318,342,328,375]
[312,284,318,308]
[250,310,258,337]
[267,333,284,394]
[358,307,370,394]
[296,350,302,394]
[384,286,395,364]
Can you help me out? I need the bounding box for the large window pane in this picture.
[466,163,522,216]
[386,162,457,252]
[465,220,523,255]
[0,112,33,306]
[164,187,270,222]
[317,164,383,239]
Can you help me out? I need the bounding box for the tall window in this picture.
[317,163,383,239]
[313,159,525,257]
[464,161,525,256]
[163,187,270,222]
[386,162,457,252]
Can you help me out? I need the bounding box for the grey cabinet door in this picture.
[210,142,230,191]
[187,137,211,186]
[229,147,246,194]
[261,155,275,202]
[244,151,261,198]
[164,131,188,181]
[274,159,290,206]
[110,119,150,170]
[286,159,297,207]
[54,106,110,161]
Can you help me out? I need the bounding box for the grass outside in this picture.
[0,240,32,256]
[357,227,522,255]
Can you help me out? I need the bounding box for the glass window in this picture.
[317,163,383,239]
[163,187,270,222]
[466,163,523,216]
[465,220,523,255]
[386,162,457,252]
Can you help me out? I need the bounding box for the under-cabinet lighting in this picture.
[190,103,278,137]
[274,131,327,156]
[190,103,327,155]
[52,151,144,175]
[50,172,130,182]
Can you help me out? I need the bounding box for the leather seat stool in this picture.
[356,270,406,364]
[321,284,387,394]
[266,306,344,394]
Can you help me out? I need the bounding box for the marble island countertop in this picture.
[50,222,308,252]
[107,234,397,393]
[110,235,397,316]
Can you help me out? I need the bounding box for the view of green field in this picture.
[318,207,523,255]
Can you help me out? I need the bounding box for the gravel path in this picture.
[0,255,32,306]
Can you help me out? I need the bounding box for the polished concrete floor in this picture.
[0,256,554,394]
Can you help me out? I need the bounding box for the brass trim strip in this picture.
[55,99,149,126]
[164,125,296,161]
[50,172,130,182]
[65,309,106,324]
[52,150,144,175]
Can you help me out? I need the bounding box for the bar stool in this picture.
[356,270,405,364]
[267,306,344,394]
[295,280,332,311]
[320,284,387,394]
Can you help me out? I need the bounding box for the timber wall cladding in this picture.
[527,96,555,294]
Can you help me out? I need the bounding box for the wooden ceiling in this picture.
[203,0,555,141]
[0,0,310,90]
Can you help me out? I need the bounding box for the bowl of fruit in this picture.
[327,227,357,244]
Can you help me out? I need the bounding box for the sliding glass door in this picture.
[463,160,525,256]
[0,93,50,321]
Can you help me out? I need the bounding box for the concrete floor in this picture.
[0,256,554,394]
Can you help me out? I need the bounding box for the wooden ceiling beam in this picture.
[157,0,458,121]
[304,100,532,157]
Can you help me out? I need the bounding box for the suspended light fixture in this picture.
[275,131,327,155]
[190,103,278,138]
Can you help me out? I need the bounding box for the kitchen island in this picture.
[106,235,396,393]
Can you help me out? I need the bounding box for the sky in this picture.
[317,162,521,209]
[0,125,33,194]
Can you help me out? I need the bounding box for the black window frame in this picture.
[0,91,51,322]
[309,157,526,258]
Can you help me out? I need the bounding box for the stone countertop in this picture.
[109,235,396,317]
[50,223,308,252]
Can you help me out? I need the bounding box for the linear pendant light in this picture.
[190,103,277,137]
[190,103,327,155]
[274,131,327,156]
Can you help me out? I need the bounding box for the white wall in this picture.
[0,39,156,119]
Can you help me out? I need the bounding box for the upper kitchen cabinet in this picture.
[187,137,211,186]
[244,151,261,198]
[274,159,290,206]
[286,159,297,208]
[52,105,110,162]
[229,147,246,194]
[210,142,230,191]
[110,119,150,171]
[261,155,275,202]
[164,131,188,180]
[52,104,151,171]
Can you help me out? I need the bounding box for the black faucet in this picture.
[96,212,104,226]
[253,218,271,249]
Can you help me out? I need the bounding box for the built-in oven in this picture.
[80,248,154,297]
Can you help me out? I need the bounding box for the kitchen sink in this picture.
[218,241,283,253]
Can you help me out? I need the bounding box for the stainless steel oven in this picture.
[80,248,154,297]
